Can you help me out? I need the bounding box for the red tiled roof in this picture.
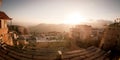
[0,11,12,20]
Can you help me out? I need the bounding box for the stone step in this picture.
[62,46,110,60]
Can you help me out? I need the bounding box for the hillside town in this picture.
[0,0,120,60]
[0,10,120,60]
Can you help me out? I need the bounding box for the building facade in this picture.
[0,11,11,35]
[70,25,92,41]
[0,11,12,45]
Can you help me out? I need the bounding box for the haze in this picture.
[1,0,120,25]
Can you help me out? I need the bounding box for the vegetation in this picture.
[8,25,29,35]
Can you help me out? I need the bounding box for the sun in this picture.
[63,12,86,25]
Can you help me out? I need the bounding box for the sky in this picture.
[1,0,120,25]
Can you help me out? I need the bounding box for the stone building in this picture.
[70,25,92,41]
[100,18,120,52]
[0,11,12,45]
[0,11,11,34]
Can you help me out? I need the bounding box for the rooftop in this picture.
[0,11,11,20]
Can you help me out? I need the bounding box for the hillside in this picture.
[29,24,72,33]
[28,20,112,33]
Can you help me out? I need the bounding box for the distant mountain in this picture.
[89,20,113,28]
[22,19,112,33]
[29,24,72,33]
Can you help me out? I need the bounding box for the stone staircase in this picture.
[62,46,111,60]
[0,43,57,60]
[0,43,111,60]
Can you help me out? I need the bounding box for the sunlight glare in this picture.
[64,12,86,24]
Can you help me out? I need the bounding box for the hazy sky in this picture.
[1,0,120,25]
